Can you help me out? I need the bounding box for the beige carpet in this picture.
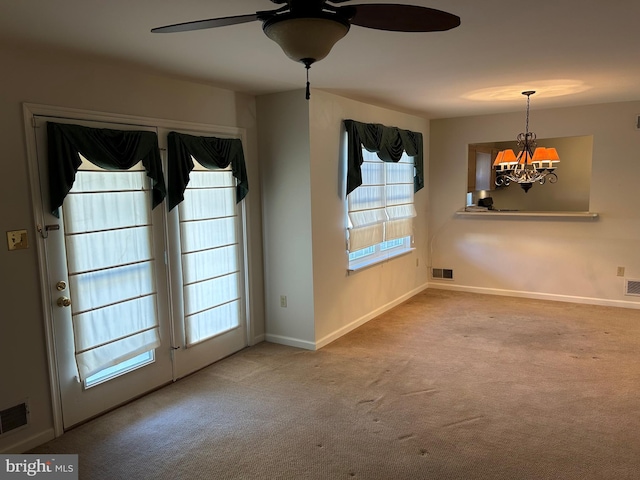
[32,290,640,479]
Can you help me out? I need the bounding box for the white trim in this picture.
[22,103,243,137]
[0,429,55,454]
[22,105,64,438]
[428,282,640,309]
[252,334,266,345]
[315,282,429,349]
[265,334,317,351]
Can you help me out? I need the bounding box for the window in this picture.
[178,160,243,346]
[347,149,416,270]
[63,155,162,383]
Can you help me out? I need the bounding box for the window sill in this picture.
[348,247,415,273]
[456,209,599,220]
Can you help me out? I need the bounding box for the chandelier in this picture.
[493,91,560,192]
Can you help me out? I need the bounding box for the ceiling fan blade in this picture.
[347,4,460,32]
[151,13,260,33]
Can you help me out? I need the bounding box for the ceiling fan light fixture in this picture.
[263,15,350,65]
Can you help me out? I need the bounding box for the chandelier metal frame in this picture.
[494,91,559,193]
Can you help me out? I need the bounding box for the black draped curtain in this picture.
[47,122,166,215]
[344,119,424,196]
[167,131,249,211]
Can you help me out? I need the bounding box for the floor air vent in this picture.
[0,402,28,435]
[625,279,640,297]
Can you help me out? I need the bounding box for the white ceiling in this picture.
[2,0,640,118]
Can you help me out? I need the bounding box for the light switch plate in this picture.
[7,230,28,251]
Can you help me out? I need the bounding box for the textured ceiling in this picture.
[2,0,639,118]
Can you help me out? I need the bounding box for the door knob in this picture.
[57,296,72,308]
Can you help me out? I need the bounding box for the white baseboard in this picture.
[315,282,429,349]
[250,333,265,346]
[428,282,640,309]
[265,334,317,351]
[0,429,55,454]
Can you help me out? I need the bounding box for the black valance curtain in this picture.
[47,122,166,215]
[344,119,424,196]
[167,132,249,211]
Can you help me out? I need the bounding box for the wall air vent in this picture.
[625,279,640,297]
[0,402,29,435]
[431,268,453,280]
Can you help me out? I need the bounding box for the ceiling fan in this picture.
[152,0,461,98]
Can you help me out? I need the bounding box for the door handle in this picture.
[57,296,72,308]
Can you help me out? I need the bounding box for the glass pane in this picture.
[77,329,160,380]
[71,171,148,192]
[85,351,154,389]
[348,185,385,212]
[386,163,414,184]
[64,190,150,234]
[62,165,160,381]
[70,261,156,313]
[178,161,244,346]
[180,217,237,253]
[179,188,235,221]
[183,272,240,316]
[73,295,158,352]
[182,245,238,285]
[186,300,241,346]
[66,226,152,274]
[187,170,234,187]
[360,162,384,185]
[386,184,413,206]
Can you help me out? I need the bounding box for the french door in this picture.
[28,111,248,430]
[163,135,247,379]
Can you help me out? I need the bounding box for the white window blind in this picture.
[63,158,161,380]
[347,150,416,252]
[179,161,242,346]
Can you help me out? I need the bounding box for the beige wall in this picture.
[309,91,430,345]
[0,41,265,453]
[257,91,316,347]
[429,101,640,306]
[258,89,430,349]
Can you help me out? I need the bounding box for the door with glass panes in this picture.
[31,115,247,429]
[164,128,247,379]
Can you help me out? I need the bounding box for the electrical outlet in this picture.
[7,230,28,251]
[280,295,287,308]
[617,266,625,277]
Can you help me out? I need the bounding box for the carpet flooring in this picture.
[32,290,640,479]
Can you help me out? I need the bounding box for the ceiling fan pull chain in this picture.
[305,62,311,100]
